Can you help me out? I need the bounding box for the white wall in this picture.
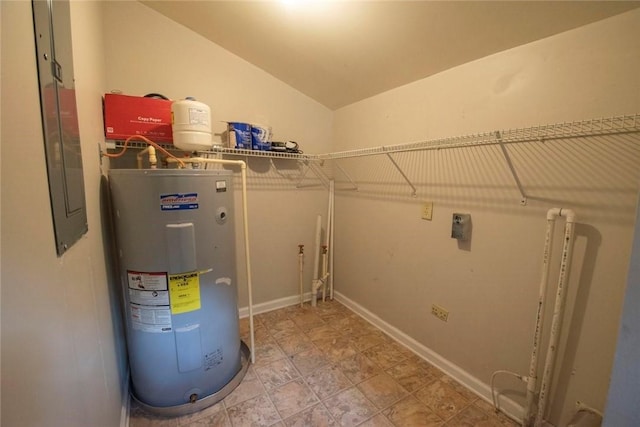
[101,1,334,308]
[332,9,640,426]
[1,2,125,426]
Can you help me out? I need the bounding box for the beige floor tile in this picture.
[385,359,439,393]
[271,319,304,340]
[382,395,444,427]
[290,311,325,331]
[255,357,301,390]
[307,324,343,341]
[176,402,226,426]
[314,299,346,313]
[472,400,519,426]
[183,410,230,427]
[290,346,331,376]
[222,367,265,408]
[438,374,478,402]
[283,303,314,315]
[283,403,337,427]
[333,316,374,336]
[362,343,411,370]
[226,394,281,426]
[276,332,316,356]
[129,404,178,427]
[256,309,291,326]
[349,332,390,352]
[414,379,470,421]
[269,378,320,419]
[253,339,287,366]
[241,323,271,345]
[337,353,382,384]
[443,402,513,427]
[357,373,409,410]
[305,364,353,400]
[315,336,359,363]
[324,387,378,427]
[357,413,395,427]
[317,311,351,324]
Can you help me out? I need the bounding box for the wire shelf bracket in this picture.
[334,163,358,192]
[385,152,417,197]
[496,131,528,206]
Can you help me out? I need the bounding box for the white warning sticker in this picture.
[128,271,171,333]
[130,304,172,333]
[129,288,169,306]
[127,271,167,291]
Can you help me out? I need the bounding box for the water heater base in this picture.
[132,341,251,417]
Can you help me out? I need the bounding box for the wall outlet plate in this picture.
[421,202,433,220]
[431,304,449,322]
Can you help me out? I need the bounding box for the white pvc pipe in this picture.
[329,180,335,300]
[534,209,576,427]
[324,181,332,302]
[523,214,557,426]
[168,157,255,364]
[136,146,157,169]
[321,246,328,302]
[298,245,304,307]
[311,215,322,307]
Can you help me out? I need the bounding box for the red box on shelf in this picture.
[103,93,173,143]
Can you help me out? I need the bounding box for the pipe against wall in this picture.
[534,210,576,427]
[298,245,304,307]
[312,215,322,307]
[494,208,577,427]
[329,180,335,300]
[524,215,558,425]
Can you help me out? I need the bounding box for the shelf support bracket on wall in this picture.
[295,160,331,189]
[496,131,528,206]
[385,152,417,197]
[334,163,358,191]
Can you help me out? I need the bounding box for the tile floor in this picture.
[129,300,518,427]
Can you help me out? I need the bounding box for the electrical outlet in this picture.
[421,202,433,220]
[431,304,449,322]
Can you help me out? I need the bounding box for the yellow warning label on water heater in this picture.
[168,271,201,314]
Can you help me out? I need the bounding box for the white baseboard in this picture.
[120,369,130,427]
[238,292,313,318]
[333,291,524,424]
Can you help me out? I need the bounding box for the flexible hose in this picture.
[491,370,526,414]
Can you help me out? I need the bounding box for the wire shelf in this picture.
[108,114,639,161]
[205,146,321,161]
[320,114,640,160]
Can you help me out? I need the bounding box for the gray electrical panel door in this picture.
[32,0,87,256]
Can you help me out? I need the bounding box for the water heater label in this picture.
[128,271,172,333]
[204,348,223,370]
[169,271,201,314]
[160,193,199,211]
[130,304,172,333]
[128,271,167,291]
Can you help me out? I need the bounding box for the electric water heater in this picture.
[109,169,246,415]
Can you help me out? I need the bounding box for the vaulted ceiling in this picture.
[142,1,640,110]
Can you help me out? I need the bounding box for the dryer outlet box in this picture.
[452,213,471,240]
